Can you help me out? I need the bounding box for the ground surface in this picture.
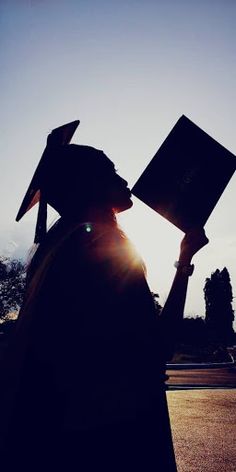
[166,365,236,388]
[167,389,236,472]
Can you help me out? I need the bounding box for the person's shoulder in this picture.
[49,220,112,266]
[47,221,144,281]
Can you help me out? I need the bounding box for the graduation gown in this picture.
[1,219,177,471]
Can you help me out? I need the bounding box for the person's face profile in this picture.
[105,164,133,213]
[52,149,133,217]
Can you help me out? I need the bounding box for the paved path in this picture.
[167,389,236,472]
[166,365,236,388]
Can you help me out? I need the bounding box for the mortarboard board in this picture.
[16,120,80,242]
[131,115,236,233]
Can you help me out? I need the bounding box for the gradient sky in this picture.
[1,0,235,321]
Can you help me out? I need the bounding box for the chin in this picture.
[114,198,133,214]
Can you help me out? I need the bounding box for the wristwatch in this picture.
[174,260,194,276]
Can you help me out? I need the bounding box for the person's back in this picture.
[24,219,165,420]
[3,218,173,470]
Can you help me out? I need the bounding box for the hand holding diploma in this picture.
[179,227,209,265]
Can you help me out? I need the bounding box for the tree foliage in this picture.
[204,267,235,344]
[178,316,207,346]
[0,256,26,321]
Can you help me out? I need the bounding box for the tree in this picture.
[178,316,207,346]
[0,256,26,321]
[204,267,235,344]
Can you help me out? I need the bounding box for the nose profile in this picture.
[118,175,128,187]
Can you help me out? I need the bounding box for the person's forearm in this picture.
[160,267,190,328]
[158,228,208,359]
[159,264,192,360]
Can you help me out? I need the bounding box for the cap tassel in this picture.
[34,194,47,244]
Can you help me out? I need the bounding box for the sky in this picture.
[0,0,236,321]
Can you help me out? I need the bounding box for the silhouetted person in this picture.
[1,122,208,471]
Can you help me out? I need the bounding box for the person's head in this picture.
[16,121,133,242]
[44,144,133,220]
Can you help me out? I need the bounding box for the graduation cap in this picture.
[132,115,236,233]
[16,120,80,243]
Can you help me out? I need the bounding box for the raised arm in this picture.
[160,228,209,351]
